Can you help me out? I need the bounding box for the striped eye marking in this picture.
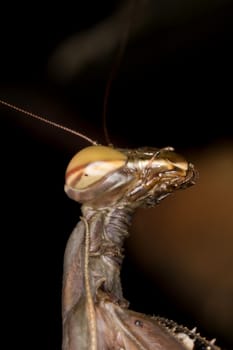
[65,145,127,190]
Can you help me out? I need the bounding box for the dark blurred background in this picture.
[1,1,232,349]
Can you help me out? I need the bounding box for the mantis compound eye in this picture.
[65,145,127,190]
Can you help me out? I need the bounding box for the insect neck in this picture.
[81,203,135,304]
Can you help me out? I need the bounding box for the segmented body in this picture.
[62,145,220,349]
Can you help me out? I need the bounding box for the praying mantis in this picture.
[0,99,221,350]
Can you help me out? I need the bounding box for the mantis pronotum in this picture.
[0,99,221,350]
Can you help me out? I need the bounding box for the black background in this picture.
[1,1,232,349]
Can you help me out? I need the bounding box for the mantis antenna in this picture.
[0,99,97,146]
[102,0,136,145]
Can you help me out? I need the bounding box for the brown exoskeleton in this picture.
[0,100,220,350]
